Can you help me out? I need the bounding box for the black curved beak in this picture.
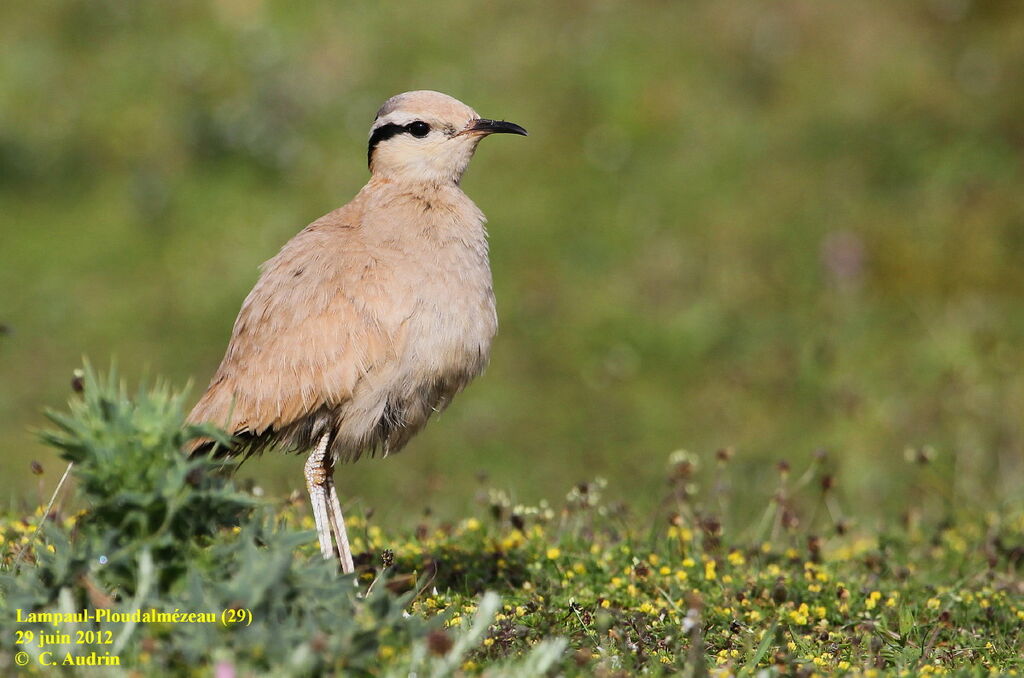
[463,118,528,137]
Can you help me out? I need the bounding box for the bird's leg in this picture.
[324,459,355,574]
[304,432,334,560]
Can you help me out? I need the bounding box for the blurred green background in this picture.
[2,0,1022,526]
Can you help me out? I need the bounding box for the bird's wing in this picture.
[187,217,398,442]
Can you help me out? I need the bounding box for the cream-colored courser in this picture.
[187,91,526,573]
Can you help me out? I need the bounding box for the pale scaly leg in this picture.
[325,461,355,574]
[303,432,334,560]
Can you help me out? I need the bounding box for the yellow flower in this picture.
[601,599,611,609]
[378,645,395,659]
[727,551,746,566]
[704,560,717,581]
[464,518,481,531]
[682,557,696,568]
[501,530,525,550]
[659,566,671,576]
[926,598,941,610]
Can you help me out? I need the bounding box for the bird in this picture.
[186,91,527,574]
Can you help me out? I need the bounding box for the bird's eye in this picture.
[406,121,430,138]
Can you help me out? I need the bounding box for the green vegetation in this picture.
[3,2,1023,674]
[2,1,1023,523]
[2,371,1021,675]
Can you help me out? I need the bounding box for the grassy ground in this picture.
[1,372,1021,676]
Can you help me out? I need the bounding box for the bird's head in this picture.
[367,90,527,184]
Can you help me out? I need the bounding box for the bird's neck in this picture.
[365,175,468,195]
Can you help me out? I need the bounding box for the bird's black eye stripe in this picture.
[367,121,432,166]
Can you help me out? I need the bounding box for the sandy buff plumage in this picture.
[186,91,527,572]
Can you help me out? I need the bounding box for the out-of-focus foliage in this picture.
[2,0,1023,522]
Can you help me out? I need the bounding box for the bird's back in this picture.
[187,179,497,463]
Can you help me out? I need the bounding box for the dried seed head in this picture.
[715,447,735,463]
[30,461,44,476]
[702,517,722,535]
[71,369,85,393]
[310,632,328,653]
[821,474,835,492]
[782,508,800,530]
[772,582,788,604]
[777,460,791,475]
[668,450,699,480]
[381,548,394,568]
[426,629,453,656]
[904,446,936,464]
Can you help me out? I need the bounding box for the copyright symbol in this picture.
[14,651,29,666]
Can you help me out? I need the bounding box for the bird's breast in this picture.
[398,233,497,382]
